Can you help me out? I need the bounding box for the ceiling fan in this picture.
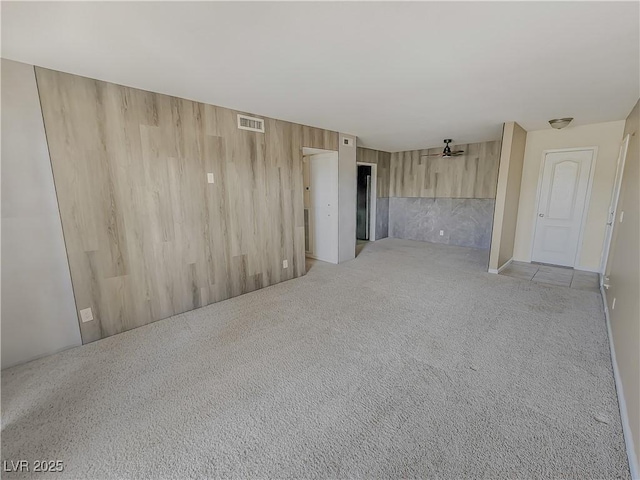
[421,139,464,158]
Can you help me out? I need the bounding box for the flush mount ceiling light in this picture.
[549,118,573,129]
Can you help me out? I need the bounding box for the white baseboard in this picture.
[600,281,639,479]
[488,257,513,275]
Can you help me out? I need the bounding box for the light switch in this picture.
[207,173,215,184]
[80,308,94,323]
[283,260,288,269]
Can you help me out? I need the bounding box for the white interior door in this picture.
[532,149,594,267]
[308,153,339,264]
[600,135,629,275]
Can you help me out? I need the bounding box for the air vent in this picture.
[237,114,265,133]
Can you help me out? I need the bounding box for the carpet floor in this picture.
[1,239,630,479]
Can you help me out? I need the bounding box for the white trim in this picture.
[488,257,513,275]
[600,281,639,479]
[529,146,598,267]
[357,162,377,242]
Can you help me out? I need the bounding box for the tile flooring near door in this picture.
[356,239,369,257]
[500,261,600,292]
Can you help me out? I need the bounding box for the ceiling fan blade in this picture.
[421,153,443,157]
[451,150,465,155]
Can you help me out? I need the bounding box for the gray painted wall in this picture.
[376,198,389,240]
[389,198,495,249]
[338,135,357,262]
[1,59,82,368]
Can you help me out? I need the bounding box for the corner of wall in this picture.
[338,134,357,263]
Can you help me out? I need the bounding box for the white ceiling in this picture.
[2,2,638,152]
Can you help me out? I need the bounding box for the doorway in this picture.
[356,162,377,251]
[600,135,629,276]
[303,148,339,264]
[531,148,596,267]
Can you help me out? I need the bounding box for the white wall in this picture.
[338,134,357,263]
[513,121,626,271]
[1,59,82,368]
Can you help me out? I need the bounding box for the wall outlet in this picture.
[283,259,288,269]
[612,298,616,310]
[207,173,215,184]
[439,230,444,236]
[80,307,94,323]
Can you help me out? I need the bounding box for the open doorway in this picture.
[601,134,629,278]
[303,147,339,265]
[356,162,377,256]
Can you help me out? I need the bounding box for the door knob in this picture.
[538,213,544,217]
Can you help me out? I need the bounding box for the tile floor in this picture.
[499,261,600,292]
[356,239,369,256]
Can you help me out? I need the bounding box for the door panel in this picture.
[532,149,593,267]
[308,153,339,264]
[547,161,579,219]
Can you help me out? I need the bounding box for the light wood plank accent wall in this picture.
[356,147,391,197]
[389,141,501,198]
[36,67,338,343]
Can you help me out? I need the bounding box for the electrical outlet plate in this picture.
[207,173,215,184]
[283,260,288,268]
[80,307,94,323]
[439,230,444,236]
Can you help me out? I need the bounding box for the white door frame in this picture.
[356,162,377,242]
[600,134,630,275]
[529,146,598,269]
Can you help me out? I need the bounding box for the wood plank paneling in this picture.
[36,68,338,343]
[389,141,501,199]
[356,147,391,198]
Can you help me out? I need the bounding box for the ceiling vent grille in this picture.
[237,114,265,133]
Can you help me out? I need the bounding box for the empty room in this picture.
[2,2,639,479]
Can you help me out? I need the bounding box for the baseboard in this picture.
[488,257,513,275]
[600,281,639,479]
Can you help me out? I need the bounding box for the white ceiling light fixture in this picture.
[549,118,574,129]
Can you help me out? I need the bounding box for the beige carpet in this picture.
[1,239,630,479]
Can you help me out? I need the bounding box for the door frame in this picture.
[356,162,377,242]
[529,146,598,269]
[600,134,630,275]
